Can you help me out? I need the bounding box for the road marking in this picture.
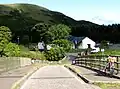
[62,66,85,84]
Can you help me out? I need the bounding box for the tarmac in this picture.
[65,64,120,84]
[0,64,39,89]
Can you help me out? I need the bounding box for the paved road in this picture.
[65,53,78,62]
[20,65,100,89]
[0,65,34,89]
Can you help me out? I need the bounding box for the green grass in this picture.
[19,45,30,52]
[91,49,120,56]
[94,82,120,89]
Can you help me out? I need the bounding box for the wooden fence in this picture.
[74,55,120,74]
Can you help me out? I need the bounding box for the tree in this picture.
[31,23,51,43]
[48,24,71,40]
[100,40,109,49]
[32,23,71,50]
[0,26,12,56]
[52,39,72,52]
[31,23,51,51]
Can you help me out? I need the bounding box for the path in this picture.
[20,65,100,89]
[0,65,34,89]
[74,65,120,83]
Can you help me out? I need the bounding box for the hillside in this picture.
[0,3,120,43]
[0,3,78,25]
[0,3,98,42]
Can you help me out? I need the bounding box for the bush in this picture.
[19,51,46,60]
[52,39,73,52]
[4,42,20,57]
[44,47,65,61]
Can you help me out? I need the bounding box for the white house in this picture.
[78,37,96,49]
[68,36,100,52]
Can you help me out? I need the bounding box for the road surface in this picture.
[20,65,99,89]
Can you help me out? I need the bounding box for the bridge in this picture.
[0,55,120,89]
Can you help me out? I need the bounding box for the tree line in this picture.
[71,24,120,43]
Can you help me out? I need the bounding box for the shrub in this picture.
[19,51,46,60]
[44,47,65,61]
[4,42,20,57]
[52,39,73,52]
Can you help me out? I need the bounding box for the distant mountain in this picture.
[0,3,99,42]
[0,3,120,43]
[0,3,79,26]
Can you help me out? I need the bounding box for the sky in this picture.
[0,0,120,25]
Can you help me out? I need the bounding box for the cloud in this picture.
[91,12,120,25]
[91,16,116,25]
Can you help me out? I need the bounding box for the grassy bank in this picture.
[94,82,120,89]
[91,49,120,56]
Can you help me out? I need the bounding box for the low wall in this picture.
[19,57,31,67]
[0,57,32,73]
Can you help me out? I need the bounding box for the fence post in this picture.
[116,56,119,74]
[84,57,86,67]
[99,56,101,70]
[94,56,96,69]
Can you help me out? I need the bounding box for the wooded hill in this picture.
[0,3,120,43]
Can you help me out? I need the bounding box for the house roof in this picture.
[68,36,85,44]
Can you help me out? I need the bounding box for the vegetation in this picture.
[1,3,120,60]
[94,82,120,89]
[43,24,71,61]
[44,47,65,61]
[4,42,20,57]
[19,51,46,60]
[91,49,120,56]
[0,26,12,56]
[0,26,45,60]
[52,39,73,52]
[48,24,71,40]
[100,40,109,49]
[0,23,71,61]
[31,23,51,43]
[1,3,120,44]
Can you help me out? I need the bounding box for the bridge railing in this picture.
[0,57,32,74]
[74,55,120,74]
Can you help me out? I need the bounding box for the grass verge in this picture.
[94,82,120,89]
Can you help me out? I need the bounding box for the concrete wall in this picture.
[0,57,32,73]
[19,57,32,67]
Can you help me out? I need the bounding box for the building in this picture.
[68,36,99,52]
